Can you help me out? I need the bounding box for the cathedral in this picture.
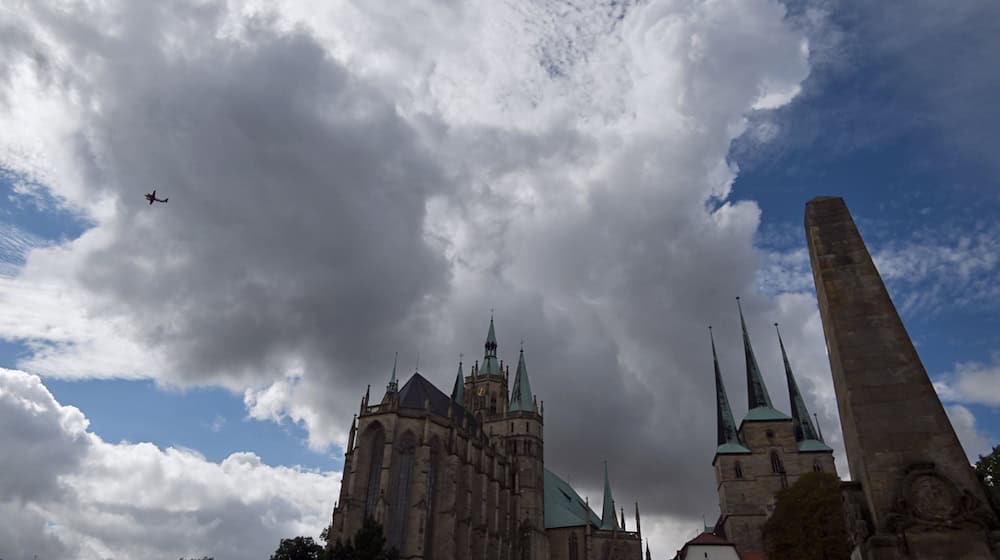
[328,317,646,560]
[328,305,835,560]
[331,196,1000,559]
[707,299,835,556]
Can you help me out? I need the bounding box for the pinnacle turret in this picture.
[386,352,399,394]
[482,315,500,375]
[451,359,465,404]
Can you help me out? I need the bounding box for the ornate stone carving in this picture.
[885,463,997,533]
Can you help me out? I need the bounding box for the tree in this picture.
[976,444,1000,509]
[330,517,399,560]
[975,445,1000,488]
[763,472,851,560]
[271,536,324,560]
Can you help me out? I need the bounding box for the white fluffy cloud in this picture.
[935,356,1000,409]
[0,0,868,554]
[0,368,339,560]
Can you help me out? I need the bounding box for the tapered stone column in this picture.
[805,196,999,559]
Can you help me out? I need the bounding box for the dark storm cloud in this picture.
[12,2,451,390]
[1,0,824,540]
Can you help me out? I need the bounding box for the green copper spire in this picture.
[737,298,773,409]
[482,315,500,375]
[509,345,534,412]
[776,325,829,451]
[451,358,465,404]
[600,462,619,530]
[712,327,749,454]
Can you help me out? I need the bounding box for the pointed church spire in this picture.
[737,297,773,409]
[451,358,465,404]
[645,542,651,560]
[711,327,748,454]
[776,324,830,451]
[482,315,500,375]
[386,352,399,394]
[600,461,619,530]
[509,344,534,412]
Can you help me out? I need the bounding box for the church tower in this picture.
[464,318,547,560]
[465,316,510,422]
[712,299,835,555]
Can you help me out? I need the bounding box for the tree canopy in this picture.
[976,444,1000,510]
[330,517,399,560]
[763,472,851,560]
[270,536,324,560]
[975,445,999,488]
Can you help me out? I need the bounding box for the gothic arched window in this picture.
[771,451,788,489]
[813,459,823,473]
[387,431,417,550]
[770,451,784,474]
[568,532,579,560]
[363,424,386,517]
[734,460,744,479]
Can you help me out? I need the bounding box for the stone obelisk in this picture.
[805,196,999,559]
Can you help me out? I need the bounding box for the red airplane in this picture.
[145,190,168,205]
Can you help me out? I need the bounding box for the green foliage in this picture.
[976,444,1000,510]
[763,472,851,560]
[270,536,324,560]
[975,445,1000,488]
[330,517,399,560]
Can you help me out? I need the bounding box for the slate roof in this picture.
[798,438,833,452]
[396,372,474,429]
[543,468,602,529]
[742,406,791,422]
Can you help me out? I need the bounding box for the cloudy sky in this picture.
[1,0,998,558]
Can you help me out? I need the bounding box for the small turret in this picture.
[386,352,399,394]
[482,315,500,375]
[451,359,465,404]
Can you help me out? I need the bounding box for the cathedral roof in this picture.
[543,468,602,529]
[398,372,463,419]
[742,405,790,422]
[798,438,833,452]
